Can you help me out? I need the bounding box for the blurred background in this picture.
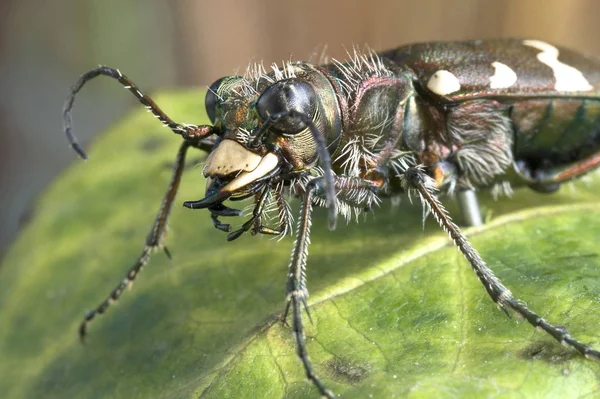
[1,0,600,256]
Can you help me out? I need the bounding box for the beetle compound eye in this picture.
[256,80,317,135]
[205,77,228,124]
[206,76,245,124]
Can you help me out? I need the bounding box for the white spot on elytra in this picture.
[427,70,461,95]
[489,61,517,89]
[523,39,593,92]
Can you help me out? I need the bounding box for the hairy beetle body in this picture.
[380,39,600,193]
[202,38,600,217]
[313,39,600,201]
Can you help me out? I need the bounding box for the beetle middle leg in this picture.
[428,161,483,226]
[456,189,483,226]
[79,140,195,341]
[518,151,600,192]
[402,166,600,360]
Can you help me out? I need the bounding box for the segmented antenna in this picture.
[63,66,213,159]
[255,110,338,230]
[299,111,338,230]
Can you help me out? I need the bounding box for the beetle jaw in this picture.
[186,139,281,209]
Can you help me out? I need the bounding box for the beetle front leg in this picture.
[282,175,380,397]
[79,140,192,341]
[401,166,600,361]
[309,175,381,220]
[225,182,273,241]
[283,182,335,398]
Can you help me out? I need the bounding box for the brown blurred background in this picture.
[1,0,600,255]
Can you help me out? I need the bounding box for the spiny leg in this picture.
[251,186,292,237]
[284,173,378,311]
[283,183,334,398]
[225,184,292,238]
[79,141,191,341]
[209,203,242,232]
[63,66,213,160]
[209,185,286,237]
[226,182,273,241]
[403,166,600,360]
[246,182,294,237]
[273,187,293,237]
[539,151,600,185]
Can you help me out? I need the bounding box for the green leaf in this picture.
[1,89,599,399]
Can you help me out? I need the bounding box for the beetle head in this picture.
[193,63,342,208]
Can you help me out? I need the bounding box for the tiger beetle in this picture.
[64,39,600,397]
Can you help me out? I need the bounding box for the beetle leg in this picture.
[208,203,242,232]
[79,141,191,341]
[402,166,600,361]
[240,193,290,237]
[246,187,294,237]
[273,188,294,237]
[307,175,381,220]
[282,175,379,397]
[532,152,600,187]
[456,189,483,226]
[283,183,334,398]
[285,175,373,320]
[429,160,483,226]
[226,182,272,241]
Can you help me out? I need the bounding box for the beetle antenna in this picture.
[252,110,338,229]
[289,110,338,230]
[63,66,214,160]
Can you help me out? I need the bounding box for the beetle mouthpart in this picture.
[203,139,263,178]
[183,177,229,209]
[203,137,280,196]
[202,137,279,192]
[219,152,279,193]
[184,149,280,209]
[183,190,231,209]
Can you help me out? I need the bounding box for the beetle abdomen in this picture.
[511,98,600,183]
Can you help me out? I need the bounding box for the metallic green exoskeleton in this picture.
[64,39,600,398]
